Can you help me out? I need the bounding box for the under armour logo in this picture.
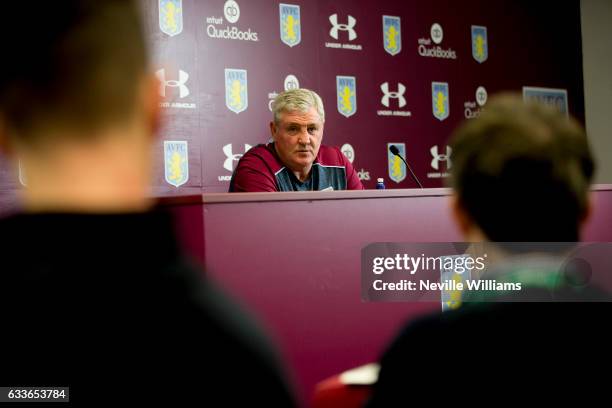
[223,143,252,172]
[381,82,407,108]
[431,146,452,170]
[156,69,190,98]
[329,14,357,41]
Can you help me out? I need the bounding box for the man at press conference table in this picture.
[229,88,364,192]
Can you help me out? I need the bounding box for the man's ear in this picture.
[269,121,277,141]
[449,194,473,237]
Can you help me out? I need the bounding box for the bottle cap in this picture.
[377,178,384,183]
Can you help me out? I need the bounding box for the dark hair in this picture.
[0,0,147,143]
[449,94,594,242]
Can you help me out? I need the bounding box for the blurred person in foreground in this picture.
[366,95,611,406]
[0,1,295,405]
[229,88,364,192]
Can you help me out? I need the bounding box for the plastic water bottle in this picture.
[376,178,386,190]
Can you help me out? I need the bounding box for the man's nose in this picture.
[297,130,310,145]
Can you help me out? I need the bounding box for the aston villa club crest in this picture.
[440,255,471,312]
[523,87,569,116]
[432,82,450,121]
[471,25,488,63]
[225,69,248,114]
[336,76,357,118]
[383,16,401,56]
[164,141,189,188]
[159,0,183,37]
[388,143,407,183]
[279,4,301,47]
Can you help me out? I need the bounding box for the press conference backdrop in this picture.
[0,0,584,195]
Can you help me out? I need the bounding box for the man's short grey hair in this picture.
[272,88,325,125]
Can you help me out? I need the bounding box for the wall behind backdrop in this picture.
[0,0,584,197]
[581,0,612,184]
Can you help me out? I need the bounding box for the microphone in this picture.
[389,145,424,189]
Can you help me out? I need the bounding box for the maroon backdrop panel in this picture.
[166,186,612,404]
[0,0,586,195]
[148,0,585,192]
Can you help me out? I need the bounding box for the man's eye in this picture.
[308,127,317,134]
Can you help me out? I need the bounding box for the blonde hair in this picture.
[272,88,325,124]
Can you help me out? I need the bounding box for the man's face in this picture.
[271,107,324,174]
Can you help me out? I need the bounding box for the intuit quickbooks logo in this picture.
[341,143,355,163]
[268,74,300,111]
[206,0,259,42]
[464,86,488,119]
[417,23,457,60]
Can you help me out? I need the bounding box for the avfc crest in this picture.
[440,255,471,312]
[523,87,569,116]
[382,16,401,56]
[432,82,450,121]
[225,69,248,114]
[159,0,183,37]
[279,4,301,47]
[336,76,357,118]
[388,143,407,183]
[471,25,488,63]
[164,141,189,188]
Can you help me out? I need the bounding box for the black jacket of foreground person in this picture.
[0,210,295,406]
